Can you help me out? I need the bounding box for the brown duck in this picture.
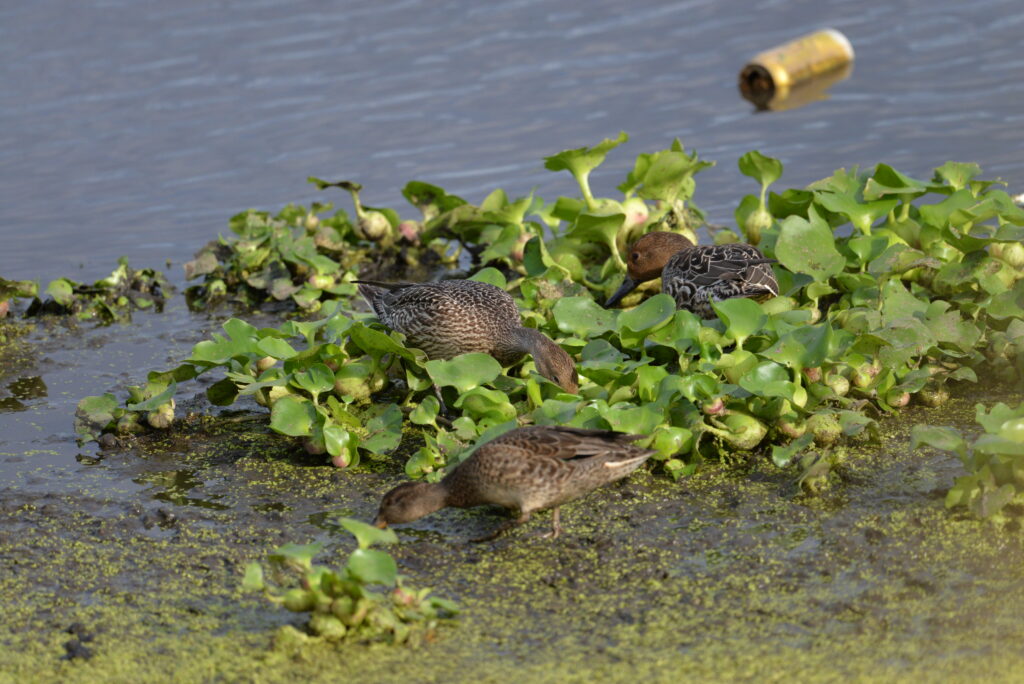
[604,231,778,318]
[373,426,654,541]
[356,279,578,393]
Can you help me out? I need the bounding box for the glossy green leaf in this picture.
[775,208,845,281]
[425,353,502,393]
[269,395,316,437]
[738,150,783,188]
[553,297,617,338]
[339,517,398,549]
[712,298,766,347]
[347,548,398,586]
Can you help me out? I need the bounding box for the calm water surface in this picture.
[1,0,1023,482]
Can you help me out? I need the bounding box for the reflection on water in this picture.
[134,468,231,510]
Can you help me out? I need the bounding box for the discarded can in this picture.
[739,29,854,110]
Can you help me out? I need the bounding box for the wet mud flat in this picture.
[2,387,1024,682]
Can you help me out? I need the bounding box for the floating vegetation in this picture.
[913,401,1024,520]
[76,136,1024,502]
[242,518,457,645]
[2,258,170,324]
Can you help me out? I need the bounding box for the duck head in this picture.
[604,231,695,308]
[374,481,448,528]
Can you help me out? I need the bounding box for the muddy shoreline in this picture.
[2,373,1023,682]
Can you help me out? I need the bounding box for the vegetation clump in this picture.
[913,401,1024,520]
[74,136,1024,499]
[242,518,457,645]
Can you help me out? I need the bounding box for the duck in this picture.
[356,279,578,393]
[373,425,654,541]
[603,231,778,318]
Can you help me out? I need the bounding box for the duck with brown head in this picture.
[604,231,778,318]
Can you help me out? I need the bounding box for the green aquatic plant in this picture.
[6,258,170,323]
[75,138,1024,492]
[242,518,457,644]
[912,402,1024,520]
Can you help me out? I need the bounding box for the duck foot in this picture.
[536,507,563,540]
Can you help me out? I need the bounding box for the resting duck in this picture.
[603,231,778,317]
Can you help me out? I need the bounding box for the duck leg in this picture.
[538,507,562,540]
[470,511,530,543]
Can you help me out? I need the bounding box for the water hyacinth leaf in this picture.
[880,279,928,324]
[74,393,120,437]
[986,281,1024,320]
[636,365,669,403]
[543,131,629,209]
[425,353,502,393]
[771,433,814,468]
[292,363,336,399]
[468,267,508,289]
[863,164,931,200]
[257,336,298,360]
[347,322,419,363]
[631,147,713,204]
[191,318,260,364]
[402,180,466,218]
[241,562,265,591]
[44,278,75,306]
[566,213,627,265]
[601,402,665,435]
[932,162,981,192]
[126,382,177,411]
[712,298,766,347]
[454,387,517,423]
[617,294,676,336]
[324,423,357,459]
[647,309,701,354]
[738,150,783,188]
[974,402,1024,434]
[347,548,398,586]
[270,395,316,437]
[361,404,404,454]
[270,542,323,571]
[553,297,617,338]
[338,517,398,549]
[652,426,693,459]
[739,361,795,400]
[775,208,845,281]
[409,396,440,427]
[762,324,834,370]
[814,191,898,235]
[206,377,239,406]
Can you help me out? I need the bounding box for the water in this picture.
[2,0,1024,482]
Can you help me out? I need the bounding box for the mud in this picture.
[1,358,1023,684]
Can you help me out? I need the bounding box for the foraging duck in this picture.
[603,231,778,318]
[356,279,578,393]
[374,426,654,541]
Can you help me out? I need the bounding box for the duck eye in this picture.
[631,252,640,261]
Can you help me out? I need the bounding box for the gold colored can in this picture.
[739,29,855,110]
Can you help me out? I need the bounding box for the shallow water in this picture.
[3,0,1024,494]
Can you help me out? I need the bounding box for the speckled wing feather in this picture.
[662,244,779,317]
[443,426,654,513]
[354,279,521,360]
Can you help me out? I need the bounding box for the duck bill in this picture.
[604,276,639,308]
[373,516,388,529]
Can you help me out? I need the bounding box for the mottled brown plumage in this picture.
[356,279,578,393]
[373,426,654,541]
[604,231,778,318]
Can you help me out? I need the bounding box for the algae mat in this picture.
[1,395,1023,683]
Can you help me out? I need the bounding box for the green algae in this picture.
[3,389,1024,683]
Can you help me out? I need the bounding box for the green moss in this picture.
[2,392,1024,683]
